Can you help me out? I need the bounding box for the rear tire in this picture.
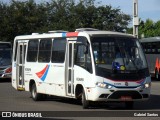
[125,101,134,109]
[82,90,90,109]
[31,83,42,101]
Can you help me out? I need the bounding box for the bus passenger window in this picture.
[38,39,52,63]
[75,45,92,73]
[52,39,66,63]
[27,40,38,62]
[75,45,85,67]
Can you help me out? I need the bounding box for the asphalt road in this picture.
[0,78,160,119]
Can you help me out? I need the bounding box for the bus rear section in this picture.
[0,41,12,79]
[12,29,151,109]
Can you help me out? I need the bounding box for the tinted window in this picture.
[0,43,11,48]
[52,38,66,63]
[141,42,160,54]
[0,43,12,65]
[75,36,92,73]
[38,39,52,62]
[75,45,86,67]
[27,40,38,62]
[14,41,18,61]
[92,37,147,70]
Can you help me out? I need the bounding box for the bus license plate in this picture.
[121,96,132,101]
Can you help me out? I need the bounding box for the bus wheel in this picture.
[155,69,159,80]
[82,90,89,109]
[125,101,134,109]
[31,83,41,101]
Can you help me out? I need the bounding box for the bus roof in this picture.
[81,30,134,37]
[15,29,134,40]
[140,37,160,43]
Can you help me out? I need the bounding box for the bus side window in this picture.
[75,45,85,67]
[27,40,38,62]
[51,38,66,63]
[75,45,92,73]
[38,39,52,63]
[157,42,160,53]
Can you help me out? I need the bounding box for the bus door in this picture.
[16,42,27,91]
[66,41,76,96]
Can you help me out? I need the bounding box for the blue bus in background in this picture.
[0,41,12,79]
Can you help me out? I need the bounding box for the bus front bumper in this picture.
[86,86,151,102]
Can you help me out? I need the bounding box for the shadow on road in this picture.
[41,93,160,110]
[0,78,11,83]
[1,77,159,110]
[151,77,160,82]
[137,94,160,110]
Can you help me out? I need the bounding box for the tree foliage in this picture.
[127,19,160,38]
[0,0,131,42]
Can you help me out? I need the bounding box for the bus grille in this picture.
[108,91,142,99]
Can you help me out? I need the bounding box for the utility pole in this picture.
[133,0,139,38]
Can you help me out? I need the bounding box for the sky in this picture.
[102,0,160,25]
[1,0,160,26]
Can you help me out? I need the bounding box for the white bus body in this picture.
[12,29,151,109]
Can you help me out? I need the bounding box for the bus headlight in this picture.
[144,83,151,88]
[142,82,151,89]
[96,82,112,89]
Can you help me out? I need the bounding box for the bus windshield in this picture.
[91,36,147,72]
[0,43,12,66]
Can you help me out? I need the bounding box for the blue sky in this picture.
[1,0,160,26]
[102,0,160,24]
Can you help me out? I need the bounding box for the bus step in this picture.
[17,87,25,91]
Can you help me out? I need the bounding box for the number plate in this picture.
[121,96,132,101]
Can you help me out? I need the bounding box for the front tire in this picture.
[31,83,42,101]
[82,89,90,109]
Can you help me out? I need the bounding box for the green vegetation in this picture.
[0,0,131,42]
[127,19,160,38]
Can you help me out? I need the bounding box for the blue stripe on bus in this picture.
[41,65,50,81]
[62,33,66,37]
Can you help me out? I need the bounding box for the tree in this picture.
[154,21,160,36]
[0,2,9,41]
[0,0,131,42]
[92,5,131,32]
[127,19,160,38]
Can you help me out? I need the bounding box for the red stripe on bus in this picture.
[36,65,48,78]
[66,32,79,37]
